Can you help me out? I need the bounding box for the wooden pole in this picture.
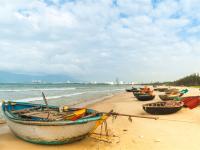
[101,112,158,120]
[42,92,49,110]
[41,92,51,119]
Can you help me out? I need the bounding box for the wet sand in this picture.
[1,87,200,150]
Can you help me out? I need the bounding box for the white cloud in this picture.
[0,0,200,82]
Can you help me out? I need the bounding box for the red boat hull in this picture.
[181,96,200,109]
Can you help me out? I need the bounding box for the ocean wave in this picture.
[16,92,86,102]
[0,87,76,92]
[0,88,124,104]
[86,88,124,93]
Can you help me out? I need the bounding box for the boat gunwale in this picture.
[2,102,102,126]
[143,102,184,109]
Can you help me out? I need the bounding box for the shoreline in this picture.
[1,87,200,150]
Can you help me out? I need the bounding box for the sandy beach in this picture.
[1,87,200,150]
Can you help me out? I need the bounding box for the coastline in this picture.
[1,87,200,150]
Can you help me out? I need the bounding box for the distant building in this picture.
[106,81,114,85]
[32,80,42,83]
[119,81,124,84]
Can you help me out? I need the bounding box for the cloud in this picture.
[0,0,200,82]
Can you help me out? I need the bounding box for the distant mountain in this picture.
[0,71,77,83]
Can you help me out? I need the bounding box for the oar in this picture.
[100,111,158,120]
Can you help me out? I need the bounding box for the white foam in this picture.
[4,92,85,102]
[0,87,76,92]
[1,88,125,103]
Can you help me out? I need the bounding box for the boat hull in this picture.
[159,95,177,101]
[5,118,96,144]
[2,101,101,145]
[143,101,183,115]
[135,95,155,101]
[143,106,182,115]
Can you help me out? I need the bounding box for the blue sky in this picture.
[0,0,200,82]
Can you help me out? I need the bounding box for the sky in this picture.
[1,0,200,82]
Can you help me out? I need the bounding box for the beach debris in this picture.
[90,131,120,144]
[132,139,136,143]
[112,114,118,123]
[128,116,132,122]
[123,129,127,132]
[139,135,144,138]
[154,139,161,142]
[0,119,6,124]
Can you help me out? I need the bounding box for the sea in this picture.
[0,83,132,118]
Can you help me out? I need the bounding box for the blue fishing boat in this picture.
[2,101,103,145]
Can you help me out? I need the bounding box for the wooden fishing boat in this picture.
[143,101,183,115]
[126,88,139,92]
[155,88,168,92]
[2,101,103,145]
[180,96,200,109]
[165,89,179,95]
[159,95,178,101]
[133,92,142,97]
[135,94,155,101]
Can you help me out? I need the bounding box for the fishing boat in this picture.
[154,88,168,92]
[135,94,155,101]
[165,88,179,95]
[126,87,139,92]
[159,89,188,101]
[143,101,183,115]
[133,92,143,97]
[181,96,200,109]
[159,95,178,101]
[2,101,103,145]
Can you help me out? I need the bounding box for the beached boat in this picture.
[133,92,142,97]
[181,96,200,109]
[159,95,178,101]
[2,101,103,145]
[143,101,183,115]
[165,89,179,95]
[155,88,168,92]
[135,94,155,101]
[126,88,139,92]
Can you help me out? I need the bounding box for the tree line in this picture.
[143,73,200,86]
[172,73,200,86]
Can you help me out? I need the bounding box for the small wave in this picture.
[0,88,124,104]
[0,88,76,92]
[86,88,124,93]
[2,92,85,103]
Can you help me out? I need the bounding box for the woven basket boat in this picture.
[126,88,139,92]
[143,101,183,115]
[154,88,168,92]
[135,94,155,101]
[165,89,179,95]
[159,95,178,101]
